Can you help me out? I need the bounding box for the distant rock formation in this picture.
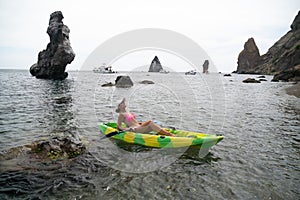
[115,75,133,87]
[30,11,75,80]
[149,56,163,72]
[202,60,209,73]
[236,38,261,74]
[235,11,300,81]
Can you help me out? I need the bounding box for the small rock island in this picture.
[30,11,75,80]
[148,56,163,72]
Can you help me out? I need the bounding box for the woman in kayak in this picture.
[116,98,175,136]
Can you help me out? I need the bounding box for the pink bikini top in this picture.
[125,113,136,122]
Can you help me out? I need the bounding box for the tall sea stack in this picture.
[30,11,75,80]
[148,56,163,72]
[202,60,209,73]
[236,38,261,74]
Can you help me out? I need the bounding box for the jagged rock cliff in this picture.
[236,38,261,74]
[148,56,163,72]
[202,60,209,73]
[235,11,300,81]
[30,11,75,80]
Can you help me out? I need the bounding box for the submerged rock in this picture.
[139,80,154,84]
[30,136,86,159]
[149,56,163,72]
[285,82,300,98]
[30,11,75,80]
[115,76,133,87]
[101,82,115,87]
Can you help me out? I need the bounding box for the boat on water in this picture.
[185,70,197,75]
[159,69,169,74]
[99,122,223,148]
[93,63,117,73]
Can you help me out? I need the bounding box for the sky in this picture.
[0,0,299,73]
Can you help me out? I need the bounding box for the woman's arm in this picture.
[117,114,125,131]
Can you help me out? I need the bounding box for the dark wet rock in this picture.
[237,38,261,74]
[259,79,268,82]
[139,80,154,84]
[149,56,163,72]
[271,64,300,82]
[224,74,232,77]
[235,11,300,80]
[202,60,209,73]
[101,82,115,87]
[115,75,133,87]
[242,78,261,83]
[30,136,86,159]
[257,75,266,78]
[271,79,279,82]
[30,11,75,80]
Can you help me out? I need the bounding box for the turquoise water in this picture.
[0,70,299,199]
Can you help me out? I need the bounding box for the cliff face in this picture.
[235,11,300,80]
[149,56,163,72]
[236,38,261,74]
[30,11,75,80]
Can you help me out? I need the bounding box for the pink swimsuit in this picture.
[125,113,136,122]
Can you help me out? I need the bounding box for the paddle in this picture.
[100,130,125,140]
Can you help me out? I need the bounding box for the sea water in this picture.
[0,70,299,199]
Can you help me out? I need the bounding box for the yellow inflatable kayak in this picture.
[99,122,224,148]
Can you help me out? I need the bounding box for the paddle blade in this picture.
[100,130,124,140]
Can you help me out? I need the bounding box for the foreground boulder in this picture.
[115,75,133,87]
[30,136,86,159]
[30,11,75,80]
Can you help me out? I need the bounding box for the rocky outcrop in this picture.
[272,64,300,82]
[235,11,300,81]
[115,76,133,87]
[30,136,86,159]
[149,56,163,72]
[30,11,75,80]
[236,38,261,74]
[242,78,261,83]
[202,60,209,73]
